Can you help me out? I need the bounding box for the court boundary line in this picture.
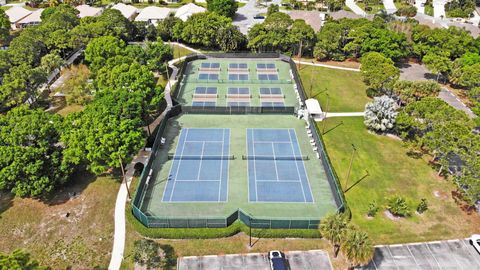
[287,129,307,202]
[168,128,189,202]
[292,129,315,203]
[161,128,187,202]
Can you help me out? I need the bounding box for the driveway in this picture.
[439,88,476,118]
[178,250,333,270]
[345,0,367,16]
[233,0,267,34]
[356,239,480,270]
[433,0,447,18]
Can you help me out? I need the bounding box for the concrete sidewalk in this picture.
[345,0,367,16]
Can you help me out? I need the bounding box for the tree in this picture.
[267,4,279,15]
[319,213,347,257]
[248,12,293,52]
[422,51,451,82]
[0,9,10,46]
[0,106,71,197]
[179,12,232,48]
[314,22,344,60]
[58,64,93,105]
[207,0,238,18]
[8,28,46,67]
[364,95,399,132]
[341,227,374,270]
[0,249,47,269]
[133,239,162,269]
[392,80,441,104]
[216,25,246,52]
[289,19,316,57]
[157,14,182,41]
[96,9,135,41]
[360,52,399,94]
[84,36,126,73]
[40,53,64,74]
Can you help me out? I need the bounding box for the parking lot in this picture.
[178,250,333,270]
[356,239,480,270]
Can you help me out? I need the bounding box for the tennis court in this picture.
[246,128,313,203]
[162,128,230,202]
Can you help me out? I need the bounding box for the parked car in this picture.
[470,234,480,254]
[268,250,287,270]
[253,15,265,20]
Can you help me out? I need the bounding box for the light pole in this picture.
[344,144,356,192]
[249,216,252,247]
[322,93,329,134]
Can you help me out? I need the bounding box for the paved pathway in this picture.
[108,44,200,269]
[433,0,447,18]
[415,0,426,14]
[345,0,367,16]
[438,88,476,118]
[383,0,397,14]
[294,60,361,72]
[356,238,480,269]
[233,0,267,34]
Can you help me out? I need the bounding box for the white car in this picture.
[268,250,286,270]
[470,234,480,254]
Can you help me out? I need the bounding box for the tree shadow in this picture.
[40,169,97,206]
[0,191,14,219]
[233,13,247,22]
[322,121,344,135]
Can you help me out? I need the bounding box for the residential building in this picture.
[174,3,206,22]
[76,4,103,18]
[135,6,171,26]
[5,6,32,30]
[112,3,138,20]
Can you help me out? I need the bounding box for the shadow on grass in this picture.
[322,121,344,135]
[0,191,14,219]
[40,169,98,206]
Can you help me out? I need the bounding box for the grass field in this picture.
[172,44,196,59]
[298,65,371,112]
[56,104,84,117]
[321,117,480,244]
[356,2,385,14]
[0,173,119,268]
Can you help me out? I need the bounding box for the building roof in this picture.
[5,6,32,23]
[76,4,103,18]
[328,10,363,20]
[112,3,138,19]
[17,8,44,25]
[135,6,171,22]
[289,11,323,32]
[175,3,206,21]
[305,98,323,115]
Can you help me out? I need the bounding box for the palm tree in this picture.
[319,213,347,257]
[341,227,374,270]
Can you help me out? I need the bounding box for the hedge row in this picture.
[126,206,321,239]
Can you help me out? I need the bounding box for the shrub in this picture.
[367,201,379,217]
[364,95,399,132]
[416,198,428,214]
[386,196,411,217]
[395,6,417,17]
[133,239,162,269]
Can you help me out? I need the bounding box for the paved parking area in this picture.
[356,239,480,270]
[178,250,333,270]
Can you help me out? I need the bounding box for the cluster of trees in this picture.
[360,51,478,206]
[445,0,476,18]
[0,249,47,269]
[320,214,374,269]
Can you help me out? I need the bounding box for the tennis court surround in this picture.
[132,54,346,229]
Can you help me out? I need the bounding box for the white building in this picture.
[112,3,138,20]
[17,8,44,29]
[174,3,206,22]
[135,6,171,26]
[5,6,32,30]
[76,4,103,18]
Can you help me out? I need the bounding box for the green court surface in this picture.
[138,114,337,220]
[175,59,297,107]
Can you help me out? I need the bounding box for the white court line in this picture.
[196,141,206,180]
[460,239,480,267]
[163,129,188,202]
[444,241,466,270]
[183,140,225,143]
[271,142,280,182]
[287,129,307,202]
[385,246,400,270]
[253,141,291,144]
[174,180,221,182]
[292,129,315,203]
[251,129,259,201]
[218,129,225,202]
[169,129,190,201]
[256,180,303,183]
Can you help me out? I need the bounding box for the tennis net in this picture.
[242,155,309,160]
[168,154,235,160]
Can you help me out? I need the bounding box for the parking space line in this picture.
[441,241,463,270]
[386,246,400,270]
[405,244,421,269]
[425,243,443,270]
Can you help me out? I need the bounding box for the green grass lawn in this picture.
[0,173,119,268]
[171,43,195,59]
[356,2,385,14]
[298,65,371,112]
[321,117,480,244]
[424,4,434,16]
[56,104,84,117]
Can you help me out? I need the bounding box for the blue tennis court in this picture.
[246,129,313,203]
[162,128,230,202]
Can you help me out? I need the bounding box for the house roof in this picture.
[175,3,205,21]
[112,3,138,19]
[17,8,44,25]
[5,6,32,23]
[135,6,171,22]
[76,4,103,18]
[328,10,363,20]
[289,11,322,32]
